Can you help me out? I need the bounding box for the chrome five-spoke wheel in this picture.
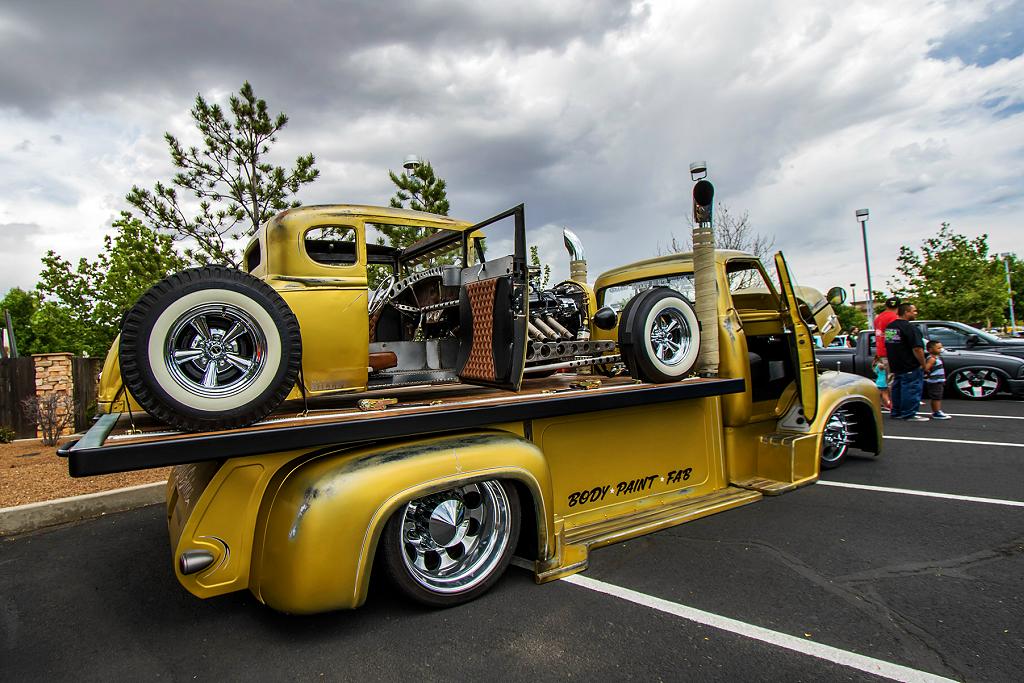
[382,480,520,606]
[165,303,268,398]
[950,368,1002,400]
[649,308,693,367]
[821,407,856,469]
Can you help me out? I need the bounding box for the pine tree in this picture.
[127,82,319,267]
[383,160,450,250]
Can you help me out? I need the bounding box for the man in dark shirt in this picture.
[884,303,927,420]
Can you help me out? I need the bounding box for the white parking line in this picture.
[817,480,1024,507]
[944,413,1024,420]
[560,573,954,682]
[883,435,1024,448]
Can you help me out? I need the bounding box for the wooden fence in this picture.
[71,357,103,432]
[0,357,37,438]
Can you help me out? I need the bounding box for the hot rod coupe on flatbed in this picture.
[60,195,881,614]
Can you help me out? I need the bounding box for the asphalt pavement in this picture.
[2,396,1022,681]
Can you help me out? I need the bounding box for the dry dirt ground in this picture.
[0,439,170,508]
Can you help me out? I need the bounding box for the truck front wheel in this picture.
[820,407,854,469]
[381,480,520,607]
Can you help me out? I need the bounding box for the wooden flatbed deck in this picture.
[60,374,745,477]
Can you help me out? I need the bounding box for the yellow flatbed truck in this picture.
[60,200,881,614]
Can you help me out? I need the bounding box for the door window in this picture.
[926,325,969,347]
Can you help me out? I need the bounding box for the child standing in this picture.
[871,355,892,411]
[924,340,951,420]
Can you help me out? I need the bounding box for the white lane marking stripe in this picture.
[817,480,1024,507]
[883,435,1024,448]
[560,574,954,683]
[945,413,1024,420]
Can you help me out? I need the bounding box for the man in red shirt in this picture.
[873,297,900,411]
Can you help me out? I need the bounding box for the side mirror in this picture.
[593,306,618,330]
[826,286,847,306]
[966,333,979,348]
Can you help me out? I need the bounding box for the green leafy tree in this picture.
[890,223,1006,326]
[127,81,319,267]
[833,302,867,334]
[33,213,186,356]
[994,253,1022,330]
[0,287,41,355]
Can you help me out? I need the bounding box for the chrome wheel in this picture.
[648,308,693,366]
[951,368,1001,399]
[397,481,513,595]
[821,408,856,469]
[164,303,269,399]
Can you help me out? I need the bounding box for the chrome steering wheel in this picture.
[368,275,398,316]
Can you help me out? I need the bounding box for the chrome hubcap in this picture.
[953,369,999,398]
[822,408,855,463]
[164,303,268,398]
[649,309,692,366]
[399,482,511,594]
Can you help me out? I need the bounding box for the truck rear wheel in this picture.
[381,480,520,607]
[618,288,700,383]
[119,267,302,432]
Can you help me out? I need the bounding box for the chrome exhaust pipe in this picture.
[563,227,587,283]
[179,550,216,575]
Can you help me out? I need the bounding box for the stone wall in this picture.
[32,353,75,439]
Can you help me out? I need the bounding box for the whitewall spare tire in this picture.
[618,287,700,383]
[119,267,301,431]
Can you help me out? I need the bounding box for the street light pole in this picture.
[1000,253,1016,332]
[855,209,874,322]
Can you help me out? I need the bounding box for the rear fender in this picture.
[250,430,554,614]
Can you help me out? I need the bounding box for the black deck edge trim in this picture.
[56,439,79,458]
[68,378,745,477]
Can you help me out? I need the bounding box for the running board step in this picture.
[536,487,762,582]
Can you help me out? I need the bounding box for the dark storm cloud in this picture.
[0,0,638,115]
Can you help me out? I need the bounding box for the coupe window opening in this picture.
[304,225,358,266]
[244,240,261,272]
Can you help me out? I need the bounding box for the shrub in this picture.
[0,425,15,444]
[22,393,76,446]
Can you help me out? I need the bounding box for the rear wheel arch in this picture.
[368,469,550,606]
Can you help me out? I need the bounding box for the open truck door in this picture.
[774,252,819,423]
[455,205,529,390]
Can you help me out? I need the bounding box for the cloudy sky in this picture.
[1,0,1022,302]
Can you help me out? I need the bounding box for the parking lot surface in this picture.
[2,396,1022,681]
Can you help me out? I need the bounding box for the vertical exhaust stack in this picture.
[562,228,587,283]
[691,166,718,377]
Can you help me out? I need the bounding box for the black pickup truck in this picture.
[817,330,1024,400]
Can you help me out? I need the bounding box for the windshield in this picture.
[599,274,695,312]
[952,323,1004,344]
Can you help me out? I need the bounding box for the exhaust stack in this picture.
[562,228,587,283]
[691,169,718,377]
